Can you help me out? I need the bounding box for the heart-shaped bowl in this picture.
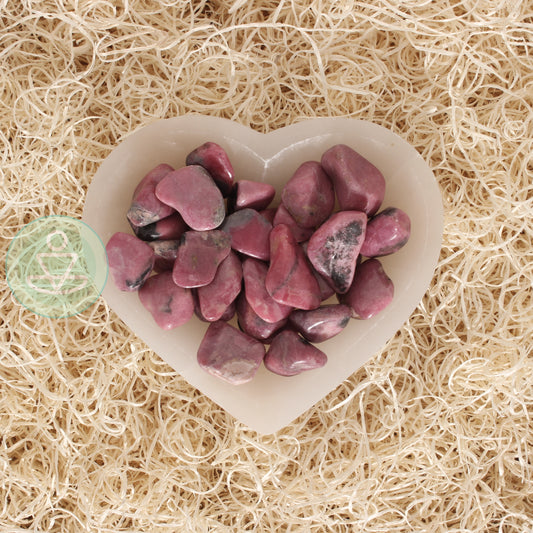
[83,115,443,434]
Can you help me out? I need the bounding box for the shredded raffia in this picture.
[1,0,532,531]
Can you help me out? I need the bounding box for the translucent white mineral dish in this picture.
[83,115,443,435]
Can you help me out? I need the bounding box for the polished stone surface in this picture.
[360,207,411,257]
[196,251,242,321]
[133,212,187,242]
[266,224,321,310]
[321,144,385,216]
[185,141,235,197]
[138,271,194,330]
[236,293,287,343]
[281,160,334,228]
[272,203,314,243]
[264,329,327,376]
[234,180,275,211]
[289,304,352,343]
[148,239,180,272]
[221,208,272,261]
[259,207,276,224]
[106,232,155,291]
[306,211,367,294]
[197,321,265,385]
[155,165,225,231]
[340,258,394,319]
[242,257,293,323]
[127,163,175,227]
[172,230,231,288]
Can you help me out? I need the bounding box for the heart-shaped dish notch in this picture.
[83,115,443,435]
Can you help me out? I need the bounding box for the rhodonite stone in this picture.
[197,321,265,385]
[138,271,194,330]
[133,213,187,242]
[306,211,367,294]
[340,258,394,319]
[236,293,287,343]
[264,329,327,376]
[259,207,276,224]
[196,251,243,321]
[233,180,275,211]
[300,241,336,301]
[289,304,352,343]
[148,239,180,272]
[173,230,231,288]
[194,292,236,323]
[360,207,411,257]
[242,257,293,323]
[281,161,334,228]
[266,224,321,310]
[127,163,175,227]
[185,142,235,197]
[321,144,385,216]
[314,269,336,301]
[155,165,225,231]
[272,203,314,243]
[220,208,272,261]
[219,299,236,321]
[106,232,155,291]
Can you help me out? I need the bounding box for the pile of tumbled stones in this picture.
[105,142,410,384]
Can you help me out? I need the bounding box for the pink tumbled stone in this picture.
[273,203,314,243]
[259,207,277,224]
[264,329,327,376]
[236,293,287,343]
[234,180,275,211]
[197,321,265,385]
[321,144,385,216]
[306,211,367,294]
[289,304,352,343]
[194,293,236,323]
[266,224,321,310]
[221,208,272,261]
[301,241,336,301]
[281,161,334,228]
[138,271,194,330]
[155,165,225,231]
[149,239,180,272]
[173,230,231,288]
[127,164,175,227]
[314,270,336,301]
[219,299,236,322]
[341,258,394,319]
[133,213,187,242]
[242,258,293,323]
[185,142,235,197]
[106,232,155,291]
[360,207,411,257]
[196,251,242,321]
